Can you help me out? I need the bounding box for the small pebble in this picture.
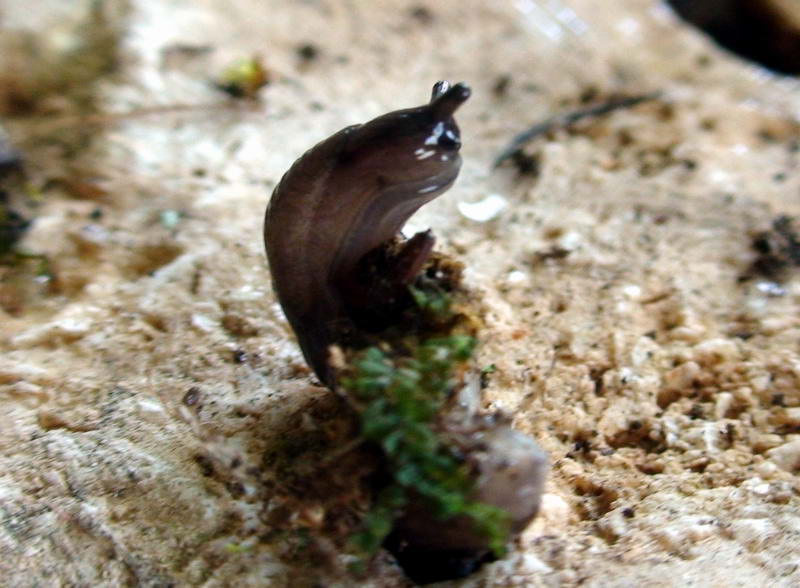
[457,193,507,222]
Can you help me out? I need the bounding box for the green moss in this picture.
[408,283,453,321]
[224,541,254,554]
[351,486,406,554]
[343,330,510,557]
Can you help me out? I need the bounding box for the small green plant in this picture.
[215,56,269,100]
[408,283,452,320]
[343,333,510,557]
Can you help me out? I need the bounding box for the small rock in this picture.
[767,439,800,472]
[693,338,740,364]
[728,518,778,549]
[457,193,508,222]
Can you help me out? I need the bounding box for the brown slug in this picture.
[264,81,471,387]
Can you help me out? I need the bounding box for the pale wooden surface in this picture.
[1,1,799,586]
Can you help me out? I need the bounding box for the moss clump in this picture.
[343,334,510,557]
[409,283,453,321]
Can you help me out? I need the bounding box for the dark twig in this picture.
[493,92,661,168]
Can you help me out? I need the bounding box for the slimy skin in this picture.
[264,81,470,387]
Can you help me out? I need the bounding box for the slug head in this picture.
[343,81,471,191]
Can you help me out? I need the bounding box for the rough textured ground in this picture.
[1,0,800,586]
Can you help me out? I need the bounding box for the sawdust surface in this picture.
[1,0,799,586]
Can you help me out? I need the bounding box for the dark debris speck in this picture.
[492,74,512,97]
[297,43,319,61]
[749,216,800,280]
[183,386,201,406]
[194,454,214,477]
[226,481,245,498]
[0,192,31,255]
[409,5,434,24]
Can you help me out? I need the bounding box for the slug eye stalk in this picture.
[429,81,471,118]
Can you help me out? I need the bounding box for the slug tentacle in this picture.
[429,81,471,119]
[430,80,450,101]
[264,82,470,387]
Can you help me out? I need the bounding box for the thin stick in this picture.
[493,92,661,168]
[5,101,258,134]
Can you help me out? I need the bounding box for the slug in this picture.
[264,81,471,387]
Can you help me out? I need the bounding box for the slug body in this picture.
[265,82,470,387]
